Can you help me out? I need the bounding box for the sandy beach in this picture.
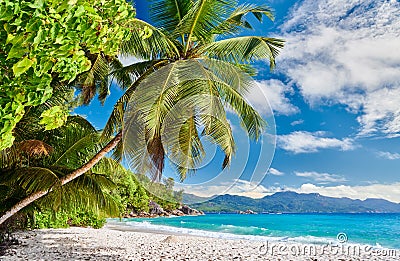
[1,223,398,261]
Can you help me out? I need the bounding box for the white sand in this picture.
[1,224,398,260]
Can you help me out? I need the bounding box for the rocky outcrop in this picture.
[170,209,185,216]
[123,203,204,218]
[149,201,169,216]
[238,209,257,214]
[179,205,204,216]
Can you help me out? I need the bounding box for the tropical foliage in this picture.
[0,0,284,226]
[0,95,181,228]
[104,0,284,182]
[0,103,121,228]
[0,0,136,150]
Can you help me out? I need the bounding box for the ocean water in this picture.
[108,213,400,249]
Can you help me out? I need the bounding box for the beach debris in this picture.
[162,235,180,243]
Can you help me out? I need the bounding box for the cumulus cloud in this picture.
[278,0,400,137]
[290,119,304,126]
[245,80,299,116]
[376,151,400,160]
[178,179,277,199]
[292,183,400,203]
[268,168,284,176]
[357,88,400,137]
[277,131,356,154]
[180,180,400,203]
[294,171,347,183]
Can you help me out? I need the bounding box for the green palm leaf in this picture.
[121,18,180,59]
[178,0,234,49]
[200,36,284,68]
[61,173,119,216]
[74,53,110,105]
[197,58,254,93]
[110,59,169,90]
[163,112,205,181]
[214,4,274,34]
[215,80,266,140]
[149,0,192,33]
[53,133,101,168]
[101,60,170,143]
[3,167,61,195]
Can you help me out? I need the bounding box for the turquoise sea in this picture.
[108,213,400,249]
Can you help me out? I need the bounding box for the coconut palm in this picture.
[104,0,284,181]
[0,0,284,225]
[0,88,120,226]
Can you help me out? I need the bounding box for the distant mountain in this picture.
[182,193,212,205]
[190,191,400,213]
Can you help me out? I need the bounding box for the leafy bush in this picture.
[0,0,136,150]
[33,209,105,229]
[68,209,105,229]
[34,211,69,229]
[110,170,150,214]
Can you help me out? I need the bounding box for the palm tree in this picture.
[0,0,284,225]
[104,0,284,180]
[0,88,120,226]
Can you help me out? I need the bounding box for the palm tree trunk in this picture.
[0,132,122,226]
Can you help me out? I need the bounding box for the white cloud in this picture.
[357,88,400,137]
[290,119,304,126]
[278,0,400,137]
[118,55,143,66]
[178,179,277,199]
[268,167,284,176]
[294,171,347,183]
[376,151,400,160]
[292,183,400,203]
[245,80,298,116]
[277,131,356,154]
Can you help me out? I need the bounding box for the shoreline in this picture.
[2,225,399,260]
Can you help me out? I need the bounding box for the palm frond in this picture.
[177,77,235,171]
[163,113,205,181]
[110,59,169,90]
[197,58,254,93]
[61,173,119,216]
[201,114,235,168]
[101,60,170,142]
[230,4,275,27]
[53,133,102,169]
[3,167,61,195]
[0,144,22,169]
[122,62,184,180]
[149,0,192,33]
[65,115,98,133]
[43,116,99,166]
[178,0,234,46]
[121,18,180,60]
[91,157,121,177]
[215,80,266,140]
[109,58,133,90]
[74,53,110,105]
[200,36,284,69]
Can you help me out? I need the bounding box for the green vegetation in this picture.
[0,0,136,150]
[0,0,283,227]
[0,93,181,228]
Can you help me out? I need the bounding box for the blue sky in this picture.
[75,0,400,202]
